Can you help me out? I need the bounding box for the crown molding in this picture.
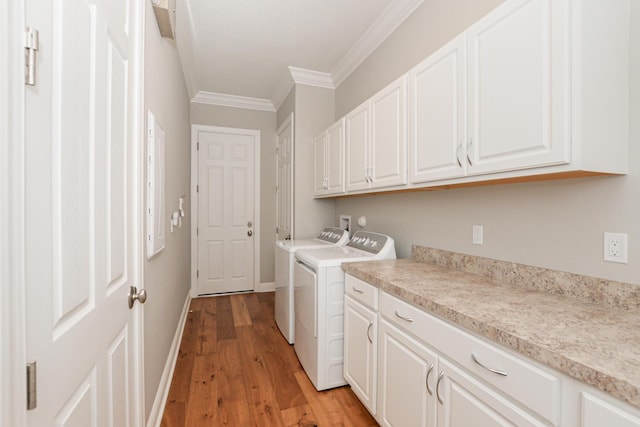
[191,91,276,112]
[331,0,425,87]
[288,66,335,89]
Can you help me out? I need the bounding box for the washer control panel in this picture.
[316,227,348,244]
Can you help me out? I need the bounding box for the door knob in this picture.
[247,221,253,228]
[128,286,147,309]
[247,230,253,237]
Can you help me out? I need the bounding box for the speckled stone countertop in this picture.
[342,246,640,409]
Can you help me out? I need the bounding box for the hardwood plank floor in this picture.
[161,292,378,427]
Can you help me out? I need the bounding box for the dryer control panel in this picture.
[316,227,348,244]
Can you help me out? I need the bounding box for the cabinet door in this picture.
[325,119,345,195]
[371,76,408,189]
[580,390,640,427]
[344,295,377,415]
[437,359,547,427]
[378,320,437,427]
[466,0,569,175]
[312,131,327,196]
[410,34,466,183]
[346,102,370,192]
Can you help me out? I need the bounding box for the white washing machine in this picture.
[293,231,396,391]
[274,227,349,344]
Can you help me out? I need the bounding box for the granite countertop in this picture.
[342,253,640,410]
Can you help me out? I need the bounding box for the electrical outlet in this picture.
[604,232,628,263]
[472,225,483,245]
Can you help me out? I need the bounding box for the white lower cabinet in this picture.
[344,275,640,427]
[344,294,377,414]
[578,386,640,427]
[378,319,437,427]
[437,358,547,427]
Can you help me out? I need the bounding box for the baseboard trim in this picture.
[146,292,191,427]
[255,281,275,292]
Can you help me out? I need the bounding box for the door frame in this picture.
[2,0,146,425]
[2,1,27,426]
[190,124,262,297]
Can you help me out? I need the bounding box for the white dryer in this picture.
[293,231,396,391]
[274,227,349,344]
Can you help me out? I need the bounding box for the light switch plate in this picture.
[473,225,483,245]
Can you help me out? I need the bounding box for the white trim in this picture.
[190,125,262,297]
[288,66,335,89]
[3,0,26,426]
[191,91,276,112]
[132,0,147,425]
[146,293,191,427]
[255,282,276,293]
[331,0,425,87]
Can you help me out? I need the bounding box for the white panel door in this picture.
[197,129,256,294]
[276,114,293,240]
[24,0,142,426]
[410,34,467,183]
[466,0,569,175]
[370,76,408,189]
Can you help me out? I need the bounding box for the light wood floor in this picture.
[160,292,378,426]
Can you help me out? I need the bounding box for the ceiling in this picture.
[174,0,424,110]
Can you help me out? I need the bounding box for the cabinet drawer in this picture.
[380,292,562,425]
[345,274,378,309]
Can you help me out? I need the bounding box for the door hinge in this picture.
[197,270,199,278]
[196,184,199,193]
[26,361,37,410]
[25,27,39,86]
[196,227,198,236]
[197,142,199,150]
[276,226,279,234]
[275,146,280,154]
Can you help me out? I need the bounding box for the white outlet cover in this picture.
[604,232,628,263]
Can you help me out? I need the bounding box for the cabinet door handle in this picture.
[436,371,445,404]
[456,140,463,168]
[471,353,508,377]
[426,364,434,396]
[367,321,373,344]
[466,138,473,166]
[394,310,414,323]
[352,286,364,294]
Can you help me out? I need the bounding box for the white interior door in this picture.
[23,0,143,426]
[197,128,257,295]
[276,113,294,240]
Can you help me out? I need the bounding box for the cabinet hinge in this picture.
[26,361,37,410]
[24,27,39,86]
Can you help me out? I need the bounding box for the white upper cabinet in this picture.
[345,102,370,192]
[409,34,467,184]
[465,0,569,175]
[346,76,408,192]
[313,119,345,197]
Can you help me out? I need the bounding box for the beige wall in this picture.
[334,1,640,285]
[191,103,277,283]
[290,85,337,238]
[277,86,295,128]
[143,1,192,420]
[336,0,505,118]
